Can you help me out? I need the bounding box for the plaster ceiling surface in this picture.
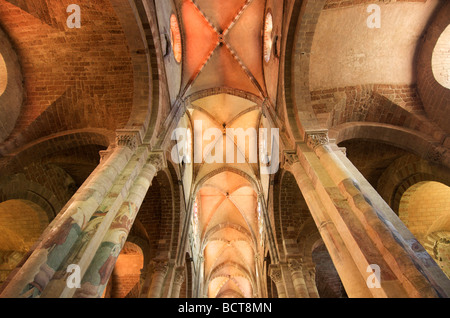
[197,170,260,298]
[310,1,440,90]
[181,0,267,99]
[178,0,269,298]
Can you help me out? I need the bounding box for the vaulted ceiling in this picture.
[0,0,448,299]
[152,0,449,298]
[180,0,266,99]
[156,0,275,298]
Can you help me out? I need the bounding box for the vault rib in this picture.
[223,42,266,98]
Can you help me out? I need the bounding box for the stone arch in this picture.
[375,154,450,213]
[0,199,49,285]
[185,88,264,108]
[330,122,450,169]
[311,240,347,298]
[398,181,450,278]
[110,0,161,135]
[182,252,193,298]
[268,169,284,261]
[0,199,49,251]
[193,167,261,197]
[166,161,183,259]
[264,249,276,298]
[0,174,62,222]
[425,214,450,279]
[202,224,255,252]
[416,1,450,134]
[131,0,173,144]
[126,234,151,276]
[137,166,176,261]
[0,130,112,174]
[399,181,450,243]
[0,131,113,221]
[326,89,427,134]
[283,0,328,140]
[296,219,321,298]
[279,170,311,258]
[297,218,321,267]
[103,241,145,298]
[0,25,23,145]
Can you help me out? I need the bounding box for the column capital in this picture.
[99,145,115,163]
[308,267,316,279]
[148,151,167,172]
[173,267,186,286]
[305,130,329,151]
[282,150,299,171]
[288,258,304,274]
[268,265,283,284]
[116,129,143,151]
[426,146,446,165]
[150,259,169,275]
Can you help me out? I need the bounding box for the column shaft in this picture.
[70,162,158,298]
[269,265,287,298]
[171,266,186,298]
[0,145,135,298]
[286,158,373,298]
[288,259,309,298]
[148,261,169,298]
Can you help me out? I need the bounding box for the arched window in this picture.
[170,14,182,63]
[192,198,199,240]
[432,25,450,89]
[0,54,6,96]
[257,200,264,246]
[263,12,273,63]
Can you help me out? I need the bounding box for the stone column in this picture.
[304,264,319,298]
[0,130,143,298]
[74,155,162,298]
[171,266,186,298]
[306,131,448,297]
[197,255,205,298]
[254,253,263,298]
[282,130,450,298]
[284,151,372,298]
[268,264,287,298]
[147,260,169,298]
[288,258,309,298]
[44,151,163,298]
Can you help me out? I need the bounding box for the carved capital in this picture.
[148,151,167,172]
[116,129,143,151]
[308,267,316,279]
[426,146,446,165]
[99,146,115,163]
[268,265,283,284]
[150,260,169,276]
[282,151,299,171]
[288,258,304,274]
[305,131,329,150]
[173,267,186,286]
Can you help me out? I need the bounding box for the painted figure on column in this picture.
[20,217,82,298]
[75,202,138,298]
